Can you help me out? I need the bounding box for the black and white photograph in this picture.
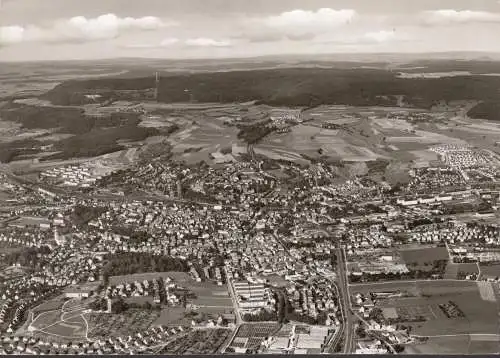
[0,0,500,355]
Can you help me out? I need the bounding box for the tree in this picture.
[111,298,128,314]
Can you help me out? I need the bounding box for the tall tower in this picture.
[154,71,160,101]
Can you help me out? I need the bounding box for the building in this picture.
[232,281,268,309]
[63,284,98,299]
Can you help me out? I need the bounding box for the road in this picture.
[221,266,242,353]
[335,247,355,354]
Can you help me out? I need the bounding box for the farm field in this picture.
[160,328,231,355]
[228,323,281,351]
[399,246,449,271]
[404,335,499,354]
[87,308,160,338]
[479,263,500,279]
[190,281,232,309]
[154,307,186,326]
[444,263,479,279]
[258,124,383,162]
[350,280,499,336]
[167,117,240,165]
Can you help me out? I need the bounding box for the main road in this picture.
[336,247,355,354]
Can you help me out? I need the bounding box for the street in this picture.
[336,247,355,354]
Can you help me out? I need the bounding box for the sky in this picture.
[1,0,500,61]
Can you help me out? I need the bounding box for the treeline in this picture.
[237,123,274,144]
[43,68,500,110]
[102,252,189,283]
[0,104,142,135]
[42,125,159,161]
[4,246,52,269]
[71,205,107,226]
[90,297,162,314]
[242,309,278,322]
[467,101,500,121]
[0,104,163,161]
[0,138,42,163]
[349,260,448,283]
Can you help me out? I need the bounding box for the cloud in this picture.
[265,8,356,29]
[363,30,396,43]
[0,25,25,44]
[0,13,176,45]
[422,10,500,25]
[122,37,230,49]
[238,8,356,44]
[160,38,180,46]
[318,29,401,46]
[236,31,315,43]
[185,38,231,47]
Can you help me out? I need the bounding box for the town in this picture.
[0,101,499,356]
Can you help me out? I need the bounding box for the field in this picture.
[228,323,281,352]
[350,280,499,336]
[479,263,500,279]
[153,307,186,326]
[109,271,232,314]
[166,114,240,164]
[32,296,66,314]
[405,335,500,354]
[257,123,382,162]
[87,308,160,338]
[160,328,231,354]
[399,246,449,271]
[444,263,479,279]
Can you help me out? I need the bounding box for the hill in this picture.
[43,67,500,111]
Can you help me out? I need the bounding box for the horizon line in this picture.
[1,50,500,64]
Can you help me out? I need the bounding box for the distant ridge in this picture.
[2,51,500,65]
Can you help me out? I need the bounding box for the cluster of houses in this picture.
[408,167,465,192]
[0,325,190,355]
[430,144,492,169]
[40,165,109,188]
[105,277,180,305]
[285,279,340,325]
